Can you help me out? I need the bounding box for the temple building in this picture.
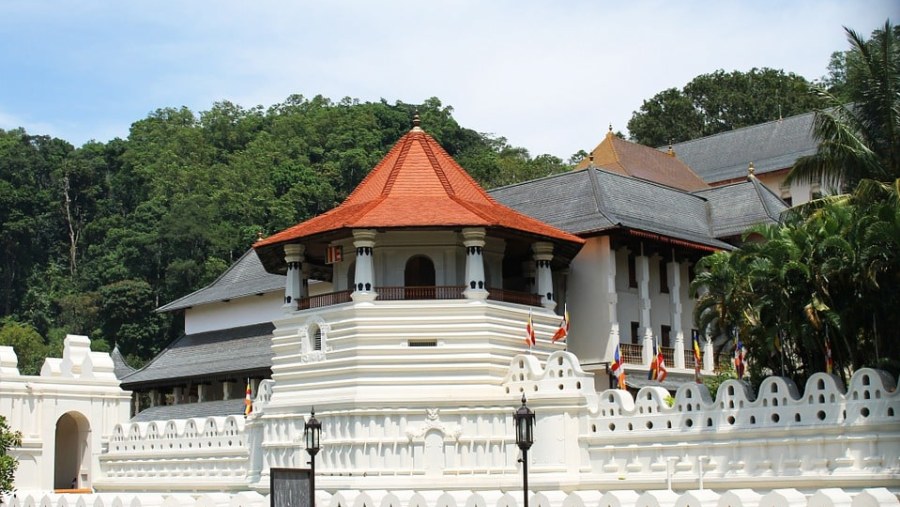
[117,122,789,419]
[1,116,897,506]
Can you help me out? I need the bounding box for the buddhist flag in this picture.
[244,381,253,416]
[648,340,659,380]
[825,339,833,374]
[525,310,536,348]
[692,330,702,383]
[734,338,745,379]
[551,304,570,342]
[656,339,668,382]
[611,343,626,390]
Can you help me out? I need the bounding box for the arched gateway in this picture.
[54,411,91,490]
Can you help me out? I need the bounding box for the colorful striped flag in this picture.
[734,338,745,379]
[525,310,536,348]
[656,338,668,382]
[692,330,702,383]
[244,381,253,416]
[825,339,833,374]
[611,343,626,389]
[551,304,569,342]
[648,340,659,380]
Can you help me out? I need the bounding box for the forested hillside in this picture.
[0,96,572,371]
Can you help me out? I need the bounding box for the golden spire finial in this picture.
[412,111,422,131]
[747,162,755,179]
[667,139,675,157]
[256,230,264,241]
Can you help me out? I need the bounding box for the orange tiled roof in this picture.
[255,125,584,248]
[575,131,709,191]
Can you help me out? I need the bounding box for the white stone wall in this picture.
[5,487,899,507]
[0,336,131,491]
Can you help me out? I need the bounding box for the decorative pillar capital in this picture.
[284,243,305,261]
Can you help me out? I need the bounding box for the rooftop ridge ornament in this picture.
[747,162,755,179]
[412,111,422,131]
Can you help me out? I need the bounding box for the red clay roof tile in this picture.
[576,132,709,191]
[255,127,584,249]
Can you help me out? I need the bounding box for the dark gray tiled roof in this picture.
[157,249,285,313]
[667,112,818,183]
[490,168,733,250]
[120,323,274,388]
[130,399,246,422]
[111,345,136,380]
[693,178,788,238]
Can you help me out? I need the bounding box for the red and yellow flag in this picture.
[244,381,253,416]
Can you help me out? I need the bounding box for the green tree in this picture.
[0,320,47,375]
[628,68,820,146]
[788,21,900,191]
[0,415,22,495]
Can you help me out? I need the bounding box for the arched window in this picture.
[309,323,322,351]
[405,255,436,299]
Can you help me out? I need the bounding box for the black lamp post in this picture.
[514,394,535,507]
[304,407,322,507]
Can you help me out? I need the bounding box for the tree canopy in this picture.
[0,96,571,368]
[788,21,900,190]
[692,21,900,387]
[627,68,821,147]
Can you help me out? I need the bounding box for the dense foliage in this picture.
[0,415,21,495]
[692,181,900,386]
[626,68,821,147]
[0,96,571,370]
[692,22,900,387]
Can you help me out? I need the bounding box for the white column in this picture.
[149,389,159,407]
[532,241,556,311]
[671,257,685,368]
[173,386,183,405]
[462,228,488,300]
[198,384,207,403]
[351,229,378,302]
[703,338,715,372]
[606,242,620,351]
[283,243,305,311]
[638,249,654,365]
[222,380,235,400]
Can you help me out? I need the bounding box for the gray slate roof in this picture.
[693,177,787,238]
[157,249,285,313]
[120,323,274,388]
[130,399,246,422]
[111,345,136,380]
[490,168,734,250]
[667,111,818,183]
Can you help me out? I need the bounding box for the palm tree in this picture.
[691,251,751,362]
[788,21,899,191]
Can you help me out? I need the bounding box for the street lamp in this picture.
[514,394,535,507]
[304,407,322,507]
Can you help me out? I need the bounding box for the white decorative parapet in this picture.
[4,487,898,507]
[579,368,899,490]
[98,415,250,489]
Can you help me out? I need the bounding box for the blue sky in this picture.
[0,1,896,159]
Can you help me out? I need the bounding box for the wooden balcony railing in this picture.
[620,343,643,364]
[377,285,466,301]
[296,286,543,309]
[486,288,542,306]
[298,290,353,310]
